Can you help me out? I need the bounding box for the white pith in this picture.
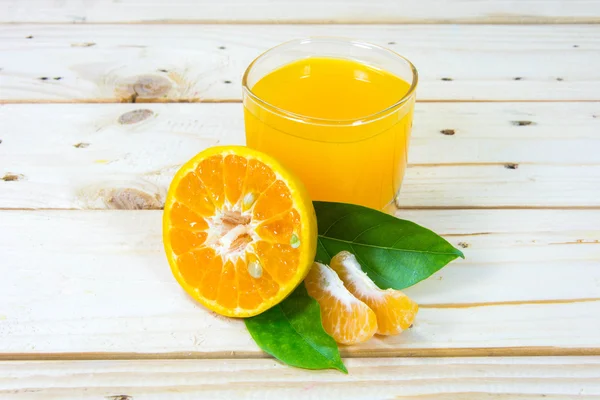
[314,262,361,309]
[333,251,385,300]
[204,206,261,264]
[193,163,286,264]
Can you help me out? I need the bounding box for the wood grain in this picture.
[1,102,599,209]
[0,209,598,356]
[1,25,599,102]
[1,0,599,394]
[3,0,600,24]
[0,357,599,399]
[4,347,600,361]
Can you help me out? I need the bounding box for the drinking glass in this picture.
[243,37,418,210]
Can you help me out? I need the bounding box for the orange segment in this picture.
[169,229,207,255]
[256,209,301,244]
[330,251,419,335]
[241,159,276,212]
[223,155,248,205]
[305,262,377,345]
[175,173,215,217]
[196,155,225,208]
[246,252,281,300]
[216,260,238,309]
[176,251,204,287]
[170,202,209,231]
[198,249,223,301]
[255,241,300,284]
[253,180,293,221]
[163,146,317,317]
[236,257,265,311]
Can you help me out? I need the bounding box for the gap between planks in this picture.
[1,291,595,310]
[420,297,600,309]
[3,347,600,362]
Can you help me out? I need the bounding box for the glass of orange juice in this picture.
[242,38,417,210]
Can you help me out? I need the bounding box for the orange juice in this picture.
[244,56,415,210]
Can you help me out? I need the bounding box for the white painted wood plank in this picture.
[1,25,599,101]
[3,0,600,24]
[1,358,600,399]
[1,103,599,209]
[0,210,598,355]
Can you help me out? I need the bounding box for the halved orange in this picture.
[330,251,418,335]
[163,146,317,317]
[305,262,378,345]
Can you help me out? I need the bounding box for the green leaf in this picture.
[245,284,347,373]
[314,201,464,290]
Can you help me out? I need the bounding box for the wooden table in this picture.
[1,1,599,398]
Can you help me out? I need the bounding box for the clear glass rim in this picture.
[242,37,418,127]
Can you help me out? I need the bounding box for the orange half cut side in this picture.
[163,146,317,317]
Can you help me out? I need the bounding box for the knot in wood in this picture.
[2,173,24,182]
[511,120,533,126]
[118,109,154,125]
[106,188,162,210]
[132,75,172,98]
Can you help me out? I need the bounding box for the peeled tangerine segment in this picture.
[330,251,419,335]
[305,262,378,345]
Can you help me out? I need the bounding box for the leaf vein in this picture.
[350,223,386,242]
[319,235,460,256]
[317,239,333,261]
[320,212,358,237]
[390,235,410,248]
